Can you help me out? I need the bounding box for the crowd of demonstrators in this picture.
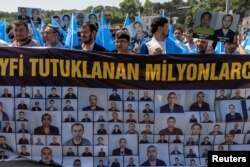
[0,12,249,55]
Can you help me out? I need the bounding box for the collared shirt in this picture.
[82,42,95,51]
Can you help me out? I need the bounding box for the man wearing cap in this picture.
[10,20,38,47]
[42,24,64,48]
[79,22,106,51]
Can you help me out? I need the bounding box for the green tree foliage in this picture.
[119,0,142,18]
[143,0,152,15]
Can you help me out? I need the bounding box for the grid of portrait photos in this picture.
[1,86,250,166]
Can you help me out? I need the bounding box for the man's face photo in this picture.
[42,115,52,127]
[147,146,157,161]
[213,125,220,132]
[167,118,175,128]
[197,92,204,103]
[201,13,211,27]
[89,95,97,106]
[72,125,83,141]
[222,15,233,29]
[167,93,176,104]
[229,105,235,113]
[119,139,126,148]
[41,148,53,163]
[225,134,234,143]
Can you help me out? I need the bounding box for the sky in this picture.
[0,0,172,13]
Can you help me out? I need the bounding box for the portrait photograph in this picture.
[139,90,154,102]
[62,87,78,99]
[108,123,124,135]
[94,145,108,157]
[75,12,86,29]
[16,133,31,145]
[0,133,17,153]
[198,145,212,158]
[47,135,61,146]
[123,89,139,101]
[32,135,46,145]
[62,122,93,146]
[139,101,154,114]
[45,99,61,111]
[216,100,245,122]
[32,86,45,99]
[169,143,184,155]
[94,135,108,146]
[93,157,108,167]
[213,134,244,145]
[169,155,185,166]
[29,112,61,135]
[109,156,124,167]
[78,146,94,157]
[193,10,217,40]
[207,123,226,135]
[63,112,77,123]
[185,90,216,112]
[184,135,200,145]
[62,99,77,111]
[185,158,201,166]
[154,90,186,113]
[79,111,93,122]
[17,144,31,157]
[154,113,185,135]
[63,157,93,167]
[214,13,240,42]
[230,89,246,99]
[30,99,45,111]
[108,111,123,123]
[124,101,138,113]
[17,7,31,24]
[185,112,201,123]
[94,122,108,135]
[169,135,184,143]
[225,122,244,134]
[108,101,123,112]
[200,111,216,123]
[15,86,31,98]
[139,123,154,135]
[199,135,215,145]
[184,145,199,158]
[31,146,62,165]
[139,113,154,124]
[46,86,62,99]
[139,144,169,166]
[2,121,15,133]
[0,97,15,121]
[61,14,71,32]
[15,98,30,110]
[124,156,139,167]
[215,89,231,100]
[108,134,138,156]
[108,88,123,101]
[78,88,107,111]
[0,86,14,98]
[124,112,138,124]
[154,134,169,143]
[139,134,153,144]
[87,13,99,26]
[94,111,108,122]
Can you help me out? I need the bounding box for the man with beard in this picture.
[214,14,235,43]
[10,20,38,47]
[140,17,169,55]
[79,22,106,51]
[141,145,166,166]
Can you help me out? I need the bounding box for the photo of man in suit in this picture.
[160,92,184,113]
[3,122,12,133]
[112,138,132,156]
[82,95,104,111]
[189,91,210,111]
[31,101,42,111]
[142,103,154,113]
[109,88,121,101]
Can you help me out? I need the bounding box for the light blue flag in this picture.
[123,14,132,28]
[242,32,250,54]
[161,9,166,18]
[0,20,7,42]
[51,19,67,43]
[91,8,95,14]
[31,20,44,46]
[64,14,79,49]
[214,41,225,54]
[169,24,175,35]
[165,33,189,54]
[96,14,116,51]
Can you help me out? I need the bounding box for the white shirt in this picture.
[146,38,166,55]
[82,42,95,51]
